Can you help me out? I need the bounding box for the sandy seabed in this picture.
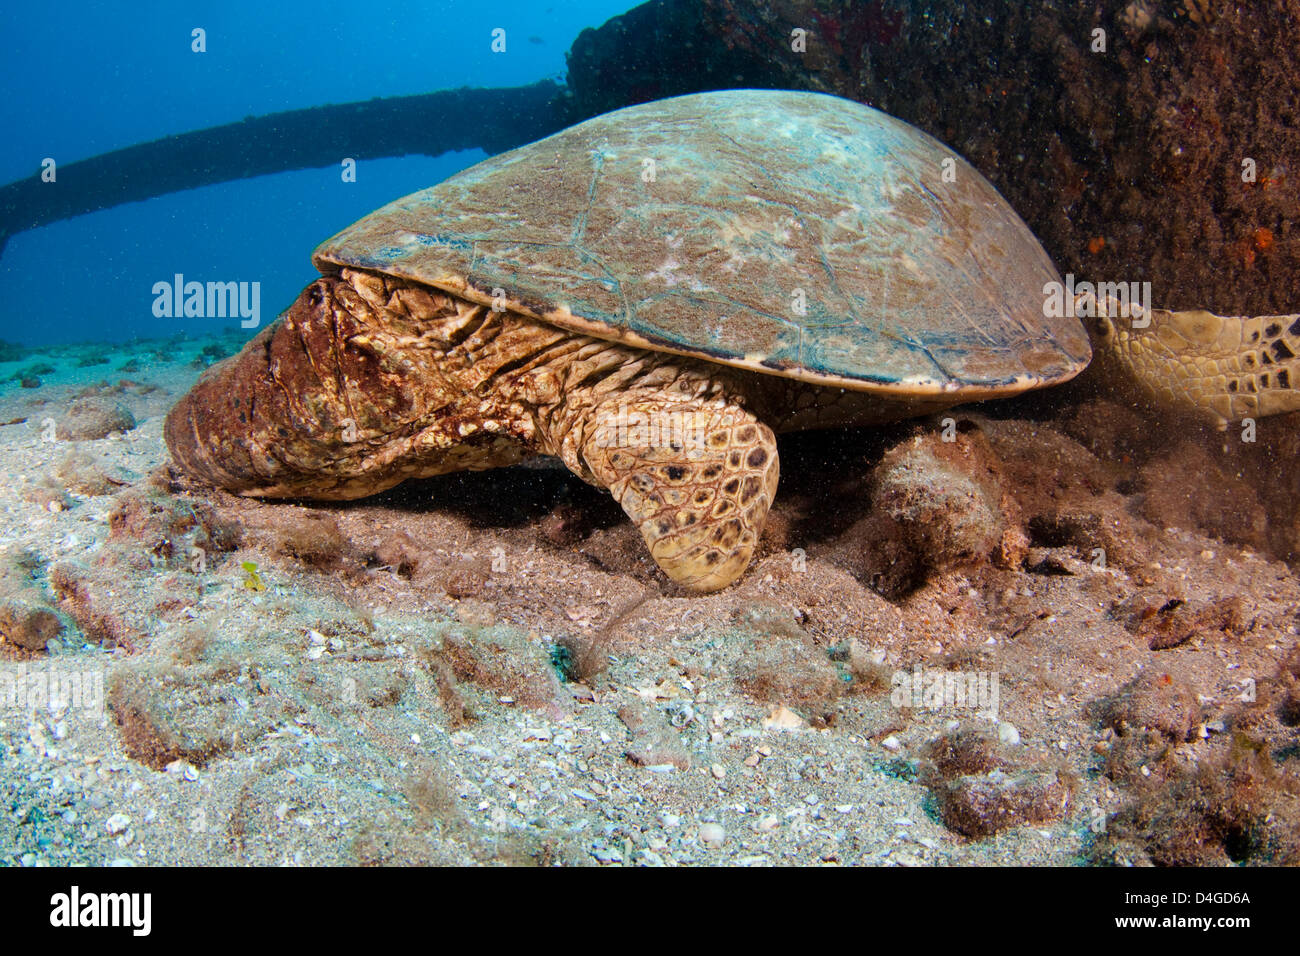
[0,329,1297,867]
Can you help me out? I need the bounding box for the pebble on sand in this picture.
[698,823,726,848]
[56,397,137,441]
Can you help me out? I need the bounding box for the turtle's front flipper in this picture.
[534,364,779,593]
[1088,295,1300,426]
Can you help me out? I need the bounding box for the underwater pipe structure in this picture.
[0,80,567,257]
[0,0,755,259]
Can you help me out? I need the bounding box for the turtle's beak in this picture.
[164,320,281,494]
[164,277,375,499]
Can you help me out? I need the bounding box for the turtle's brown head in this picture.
[165,269,545,500]
[165,274,435,500]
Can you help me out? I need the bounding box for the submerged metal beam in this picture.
[0,80,567,254]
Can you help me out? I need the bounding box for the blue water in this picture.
[0,0,639,346]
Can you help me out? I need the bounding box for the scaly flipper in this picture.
[1084,293,1300,426]
[534,366,780,592]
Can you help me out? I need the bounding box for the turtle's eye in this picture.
[1092,316,1113,339]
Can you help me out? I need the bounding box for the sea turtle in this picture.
[164,89,1300,593]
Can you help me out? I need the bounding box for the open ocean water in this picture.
[0,0,638,346]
